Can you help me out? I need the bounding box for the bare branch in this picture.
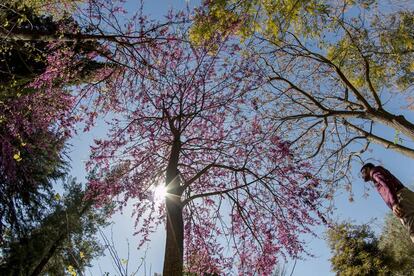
[343,120,414,159]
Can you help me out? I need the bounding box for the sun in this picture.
[153,184,167,203]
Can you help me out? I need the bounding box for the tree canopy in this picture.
[192,0,414,192]
[0,179,109,276]
[72,9,326,275]
[3,0,414,275]
[327,222,391,275]
[327,215,414,276]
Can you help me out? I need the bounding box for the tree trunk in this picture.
[30,232,66,276]
[163,136,184,276]
[30,203,91,276]
[163,196,184,275]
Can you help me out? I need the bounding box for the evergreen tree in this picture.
[0,178,110,276]
[0,2,105,237]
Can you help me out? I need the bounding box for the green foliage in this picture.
[0,131,66,237]
[327,217,414,276]
[326,9,414,92]
[327,222,391,275]
[7,0,82,17]
[0,178,110,275]
[192,1,414,93]
[378,213,414,276]
[191,0,330,44]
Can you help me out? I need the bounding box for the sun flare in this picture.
[153,184,167,203]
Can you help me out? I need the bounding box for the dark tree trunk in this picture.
[163,196,184,275]
[162,136,183,276]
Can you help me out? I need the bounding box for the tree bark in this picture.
[163,137,184,276]
[344,120,414,159]
[372,111,414,141]
[163,196,184,276]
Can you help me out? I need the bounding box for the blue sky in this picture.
[65,1,414,275]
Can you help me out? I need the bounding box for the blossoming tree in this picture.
[80,10,325,275]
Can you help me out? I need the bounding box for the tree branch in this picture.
[343,120,414,159]
[180,163,215,192]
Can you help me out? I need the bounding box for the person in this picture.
[361,163,414,243]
